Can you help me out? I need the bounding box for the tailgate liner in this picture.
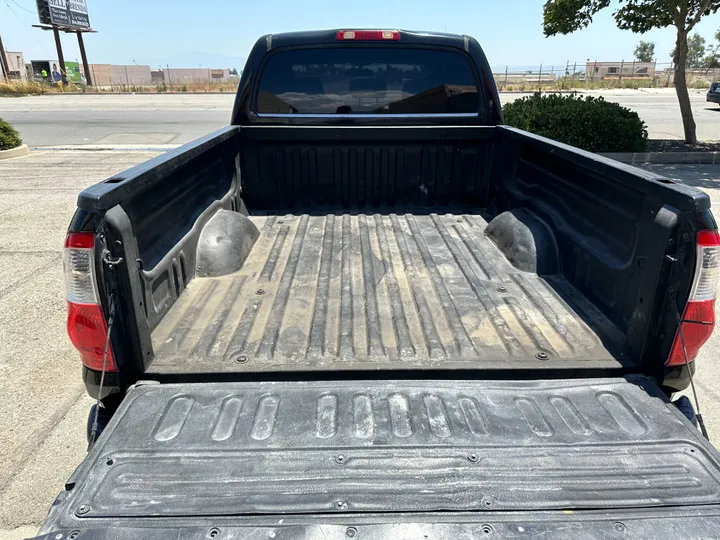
[45,377,720,528]
[149,213,624,374]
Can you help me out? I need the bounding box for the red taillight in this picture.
[67,302,116,371]
[63,232,117,372]
[336,30,400,41]
[667,230,720,366]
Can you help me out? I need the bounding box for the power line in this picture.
[8,0,35,14]
[2,0,53,58]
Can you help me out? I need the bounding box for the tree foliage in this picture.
[543,0,720,144]
[634,40,656,62]
[703,26,720,68]
[0,118,22,151]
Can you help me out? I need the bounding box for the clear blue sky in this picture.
[3,0,720,70]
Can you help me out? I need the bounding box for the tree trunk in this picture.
[674,28,698,144]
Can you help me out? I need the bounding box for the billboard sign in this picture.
[36,0,91,29]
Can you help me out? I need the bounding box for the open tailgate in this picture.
[37,377,720,539]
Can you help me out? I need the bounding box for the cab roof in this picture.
[263,29,470,51]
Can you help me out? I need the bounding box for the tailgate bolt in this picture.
[467,452,479,463]
[614,522,626,533]
[335,454,347,465]
[345,527,357,537]
[256,289,267,295]
[496,286,507,293]
[335,500,348,510]
[535,352,549,360]
[76,505,90,515]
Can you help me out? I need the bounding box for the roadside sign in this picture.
[64,61,83,83]
[36,0,91,30]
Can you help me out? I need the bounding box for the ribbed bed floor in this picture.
[148,212,625,373]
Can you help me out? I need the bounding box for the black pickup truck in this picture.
[40,30,720,538]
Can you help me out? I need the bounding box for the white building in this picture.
[2,51,26,80]
[585,61,655,80]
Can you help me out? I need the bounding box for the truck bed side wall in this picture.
[495,126,704,368]
[90,127,243,375]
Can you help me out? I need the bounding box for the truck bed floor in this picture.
[149,212,625,374]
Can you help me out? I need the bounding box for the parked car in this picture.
[707,81,720,104]
[36,29,720,539]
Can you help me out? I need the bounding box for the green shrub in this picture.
[0,118,22,151]
[503,93,648,153]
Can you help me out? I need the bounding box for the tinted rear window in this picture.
[256,47,480,115]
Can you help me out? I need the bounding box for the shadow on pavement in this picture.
[644,164,720,190]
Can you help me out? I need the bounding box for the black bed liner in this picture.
[38,376,720,538]
[148,212,624,375]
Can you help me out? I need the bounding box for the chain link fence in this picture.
[492,61,720,91]
[10,59,720,94]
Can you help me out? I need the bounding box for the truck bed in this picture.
[149,211,625,374]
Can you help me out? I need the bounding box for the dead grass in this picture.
[0,79,241,96]
[0,81,50,96]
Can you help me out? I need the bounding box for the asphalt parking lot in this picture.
[1,91,720,539]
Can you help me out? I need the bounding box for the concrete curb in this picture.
[0,144,30,160]
[600,151,720,165]
[31,144,177,152]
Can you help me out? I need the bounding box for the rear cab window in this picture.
[255,47,481,116]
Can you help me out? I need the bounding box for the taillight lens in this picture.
[667,230,720,366]
[63,232,117,372]
[336,30,400,41]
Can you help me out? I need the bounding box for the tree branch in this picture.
[690,0,714,28]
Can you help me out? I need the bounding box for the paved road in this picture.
[1,88,719,146]
[0,94,232,147]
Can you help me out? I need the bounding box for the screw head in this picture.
[535,351,549,360]
[68,531,80,540]
[481,498,494,508]
[208,528,220,538]
[467,452,480,463]
[335,500,348,510]
[614,522,626,533]
[481,524,493,535]
[345,527,358,538]
[256,289,267,295]
[335,454,347,465]
[76,504,90,515]
[496,286,507,293]
[233,355,248,364]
